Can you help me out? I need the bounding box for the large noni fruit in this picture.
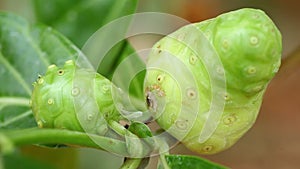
[144,8,282,154]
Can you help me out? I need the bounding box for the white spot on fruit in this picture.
[247,66,256,74]
[57,69,64,76]
[175,119,188,130]
[222,39,229,49]
[202,145,213,152]
[189,55,198,65]
[65,60,74,65]
[47,98,54,105]
[87,113,94,121]
[71,87,80,96]
[223,114,236,125]
[102,85,109,93]
[156,44,162,54]
[156,74,164,83]
[216,66,224,74]
[250,36,259,45]
[186,88,197,100]
[177,33,185,41]
[47,64,57,71]
[37,76,44,84]
[224,93,230,101]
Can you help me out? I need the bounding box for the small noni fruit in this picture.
[31,60,122,135]
[144,8,282,154]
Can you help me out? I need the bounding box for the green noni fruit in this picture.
[144,8,282,154]
[31,60,122,134]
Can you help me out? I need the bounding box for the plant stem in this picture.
[119,158,142,169]
[159,154,170,169]
[108,120,152,158]
[157,137,170,169]
[108,120,127,136]
[0,128,129,156]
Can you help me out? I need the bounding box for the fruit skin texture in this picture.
[31,60,122,135]
[144,8,282,154]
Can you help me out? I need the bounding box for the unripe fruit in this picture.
[31,60,122,135]
[144,8,282,154]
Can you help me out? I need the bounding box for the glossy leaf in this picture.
[164,155,228,169]
[128,122,153,138]
[33,0,138,48]
[0,12,80,129]
[128,121,155,149]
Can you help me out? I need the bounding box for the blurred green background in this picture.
[0,0,299,169]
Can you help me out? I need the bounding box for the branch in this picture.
[0,128,129,156]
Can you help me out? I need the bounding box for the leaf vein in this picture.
[0,97,30,107]
[0,109,32,128]
[0,52,32,96]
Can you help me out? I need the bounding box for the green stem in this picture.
[108,120,127,136]
[119,158,142,169]
[159,154,170,169]
[0,128,129,156]
[109,121,152,158]
[157,138,170,169]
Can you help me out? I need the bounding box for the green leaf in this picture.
[128,121,155,150]
[107,42,146,103]
[2,151,57,169]
[0,12,80,129]
[33,0,139,48]
[164,155,228,169]
[128,122,153,138]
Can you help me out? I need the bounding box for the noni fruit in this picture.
[144,8,282,154]
[31,60,122,135]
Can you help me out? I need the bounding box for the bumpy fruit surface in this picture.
[144,8,282,154]
[31,60,122,134]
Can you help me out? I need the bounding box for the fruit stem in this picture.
[119,158,142,169]
[0,128,128,155]
[108,120,127,136]
[157,137,171,169]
